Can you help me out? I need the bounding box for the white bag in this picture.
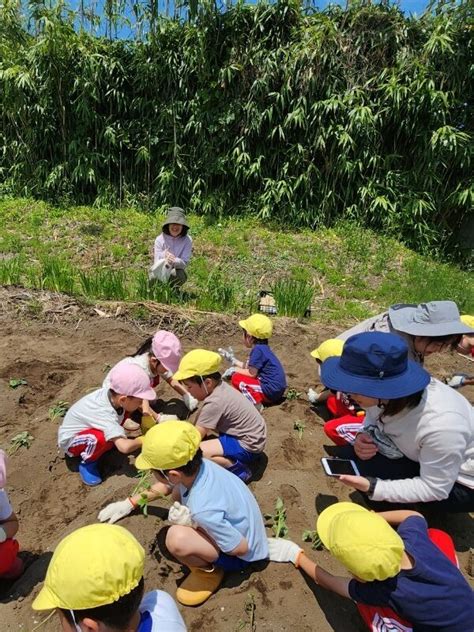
[149,258,173,283]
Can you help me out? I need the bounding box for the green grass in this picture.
[0,198,472,320]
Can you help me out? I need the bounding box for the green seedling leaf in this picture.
[9,378,27,389]
[293,420,305,439]
[8,431,34,455]
[235,593,256,632]
[267,497,288,538]
[302,529,322,550]
[102,363,112,373]
[48,400,69,421]
[286,388,301,401]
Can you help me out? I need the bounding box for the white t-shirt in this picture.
[58,387,126,452]
[103,354,154,389]
[0,490,13,521]
[138,590,186,632]
[365,379,474,503]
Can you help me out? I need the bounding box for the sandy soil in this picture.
[0,288,473,632]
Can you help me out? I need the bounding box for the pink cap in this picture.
[108,363,157,400]
[0,449,7,488]
[151,330,182,374]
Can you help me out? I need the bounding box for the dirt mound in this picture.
[0,288,472,631]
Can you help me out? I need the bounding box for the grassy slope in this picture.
[0,198,472,321]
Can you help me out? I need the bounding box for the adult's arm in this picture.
[372,420,469,503]
[173,237,192,269]
[153,235,166,264]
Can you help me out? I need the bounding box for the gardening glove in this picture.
[447,374,470,389]
[218,347,237,365]
[222,366,237,380]
[267,538,303,566]
[183,392,199,411]
[0,526,7,543]
[168,501,196,527]
[157,413,179,423]
[98,498,135,524]
[307,388,320,404]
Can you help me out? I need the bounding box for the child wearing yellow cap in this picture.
[32,523,186,632]
[268,502,474,631]
[308,339,365,446]
[174,349,267,483]
[219,313,287,408]
[101,421,269,607]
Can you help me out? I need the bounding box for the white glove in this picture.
[267,538,303,565]
[218,347,237,364]
[222,366,237,380]
[98,499,134,524]
[447,374,469,389]
[168,501,196,527]
[0,526,7,543]
[183,392,199,411]
[157,413,179,422]
[307,388,321,404]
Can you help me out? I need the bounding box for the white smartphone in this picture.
[321,457,360,477]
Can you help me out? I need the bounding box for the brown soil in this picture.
[0,288,472,632]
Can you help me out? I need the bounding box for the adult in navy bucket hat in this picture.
[321,332,474,513]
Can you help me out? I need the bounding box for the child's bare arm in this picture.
[0,511,19,539]
[228,537,249,557]
[233,366,258,378]
[377,510,423,525]
[299,552,350,598]
[113,436,143,454]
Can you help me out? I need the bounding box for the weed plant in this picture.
[40,258,76,295]
[0,256,23,286]
[272,278,314,318]
[7,431,34,455]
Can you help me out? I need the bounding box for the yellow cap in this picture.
[317,502,404,581]
[239,314,273,339]
[173,349,222,381]
[460,315,474,330]
[135,420,201,470]
[310,339,344,362]
[32,524,144,611]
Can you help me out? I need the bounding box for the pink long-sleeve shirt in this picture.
[153,233,193,269]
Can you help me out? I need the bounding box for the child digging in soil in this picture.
[103,330,199,430]
[32,523,186,632]
[219,313,286,409]
[0,450,24,580]
[307,339,365,446]
[268,503,474,631]
[105,420,268,607]
[58,363,156,486]
[174,349,267,482]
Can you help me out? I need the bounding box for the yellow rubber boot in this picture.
[176,566,224,606]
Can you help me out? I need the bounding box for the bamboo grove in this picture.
[0,0,472,260]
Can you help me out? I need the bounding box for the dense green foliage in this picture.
[0,1,472,260]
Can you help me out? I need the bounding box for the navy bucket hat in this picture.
[321,332,431,399]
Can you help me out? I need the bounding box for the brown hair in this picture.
[380,390,424,418]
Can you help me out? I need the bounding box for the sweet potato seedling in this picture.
[286,388,302,401]
[265,497,289,538]
[132,470,152,516]
[235,593,257,632]
[8,431,34,455]
[48,401,69,421]
[293,420,305,439]
[9,378,27,389]
[302,529,322,550]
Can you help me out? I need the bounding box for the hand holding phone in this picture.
[321,457,360,477]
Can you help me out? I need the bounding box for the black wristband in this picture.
[366,476,377,498]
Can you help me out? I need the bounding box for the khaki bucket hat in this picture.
[163,207,189,229]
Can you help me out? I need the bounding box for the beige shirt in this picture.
[196,381,266,453]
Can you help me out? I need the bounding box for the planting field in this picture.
[0,288,473,632]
